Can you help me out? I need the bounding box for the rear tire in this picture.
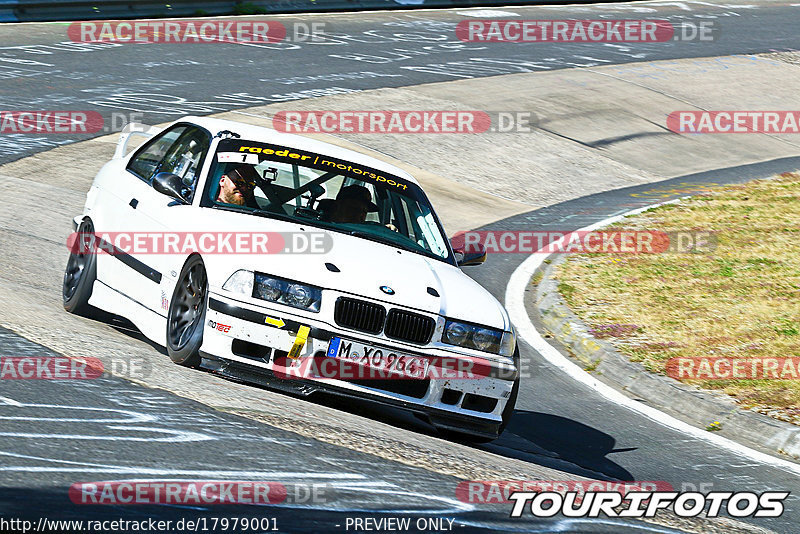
[166,256,207,367]
[62,219,97,314]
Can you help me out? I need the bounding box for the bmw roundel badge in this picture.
[380,285,395,295]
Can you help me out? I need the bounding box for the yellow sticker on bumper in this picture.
[264,316,285,328]
[287,326,310,360]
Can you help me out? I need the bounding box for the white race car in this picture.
[63,116,519,440]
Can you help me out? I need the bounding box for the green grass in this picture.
[557,172,800,423]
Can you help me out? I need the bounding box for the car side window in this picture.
[127,126,187,182]
[156,128,211,200]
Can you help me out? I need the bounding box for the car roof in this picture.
[179,116,421,187]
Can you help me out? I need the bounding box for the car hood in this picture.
[193,210,508,330]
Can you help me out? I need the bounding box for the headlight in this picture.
[472,328,498,351]
[255,275,283,302]
[285,283,313,308]
[442,319,511,355]
[222,270,253,295]
[443,321,470,345]
[223,270,321,313]
[254,273,321,312]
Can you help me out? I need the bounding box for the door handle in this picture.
[129,198,138,209]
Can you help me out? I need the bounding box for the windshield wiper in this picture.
[348,230,426,255]
[212,205,296,224]
[250,209,297,223]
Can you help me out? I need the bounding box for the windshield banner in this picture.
[218,140,416,193]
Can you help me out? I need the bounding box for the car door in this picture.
[105,124,209,315]
[92,124,188,298]
[122,125,213,315]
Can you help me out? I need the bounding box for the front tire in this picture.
[167,255,207,367]
[63,218,97,314]
[499,367,521,435]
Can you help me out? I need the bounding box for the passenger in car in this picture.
[329,184,378,224]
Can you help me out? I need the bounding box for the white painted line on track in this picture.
[0,427,214,442]
[455,9,520,17]
[0,465,369,478]
[0,395,23,406]
[0,404,157,424]
[505,199,800,477]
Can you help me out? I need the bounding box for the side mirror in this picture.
[452,241,486,267]
[153,172,189,204]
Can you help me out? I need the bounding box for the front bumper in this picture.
[200,292,517,437]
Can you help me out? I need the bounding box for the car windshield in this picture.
[205,139,452,262]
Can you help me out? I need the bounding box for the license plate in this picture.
[327,337,429,380]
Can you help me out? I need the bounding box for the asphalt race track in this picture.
[1,1,800,533]
[1,0,800,164]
